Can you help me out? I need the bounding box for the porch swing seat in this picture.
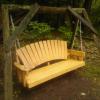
[14,40,85,88]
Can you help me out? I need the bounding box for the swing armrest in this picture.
[14,62,30,72]
[68,49,85,61]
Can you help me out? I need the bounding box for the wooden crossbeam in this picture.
[5,3,40,52]
[39,6,84,14]
[67,6,98,35]
[9,5,84,14]
[68,6,100,54]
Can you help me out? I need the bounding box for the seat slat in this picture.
[26,59,85,88]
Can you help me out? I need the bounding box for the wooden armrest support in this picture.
[14,62,30,72]
[68,49,85,60]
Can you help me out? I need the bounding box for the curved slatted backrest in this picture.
[16,40,68,70]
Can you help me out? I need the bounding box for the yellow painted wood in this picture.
[34,42,43,62]
[57,40,62,59]
[25,45,37,66]
[16,49,29,67]
[50,40,56,59]
[20,47,35,67]
[30,43,41,65]
[25,59,85,88]
[21,46,35,66]
[16,40,68,70]
[68,49,85,60]
[38,41,47,62]
[54,40,59,59]
[43,41,50,61]
[14,62,32,71]
[46,40,53,60]
[15,40,85,88]
[15,40,86,72]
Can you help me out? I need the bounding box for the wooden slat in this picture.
[61,41,65,59]
[46,40,53,60]
[64,41,67,59]
[57,40,62,59]
[50,40,56,59]
[26,59,85,88]
[54,40,59,59]
[34,42,43,63]
[25,45,37,66]
[43,41,50,61]
[38,41,47,62]
[16,49,29,67]
[30,43,41,65]
[20,47,34,68]
[16,40,68,70]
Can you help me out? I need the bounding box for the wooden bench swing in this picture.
[12,11,85,88]
[14,39,85,88]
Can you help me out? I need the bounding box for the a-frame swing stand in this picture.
[1,3,100,100]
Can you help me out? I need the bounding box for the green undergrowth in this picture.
[79,62,100,79]
[20,21,72,42]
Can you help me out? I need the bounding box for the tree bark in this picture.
[1,4,13,100]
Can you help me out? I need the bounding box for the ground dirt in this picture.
[0,40,100,100]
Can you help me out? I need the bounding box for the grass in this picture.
[79,62,100,78]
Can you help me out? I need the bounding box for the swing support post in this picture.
[1,4,13,100]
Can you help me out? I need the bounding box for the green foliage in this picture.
[91,0,100,32]
[58,25,72,42]
[21,22,73,43]
[22,21,54,41]
[79,63,100,78]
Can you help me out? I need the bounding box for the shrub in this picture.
[22,21,54,41]
[58,25,72,42]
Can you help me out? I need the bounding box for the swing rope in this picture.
[79,21,83,51]
[71,20,83,51]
